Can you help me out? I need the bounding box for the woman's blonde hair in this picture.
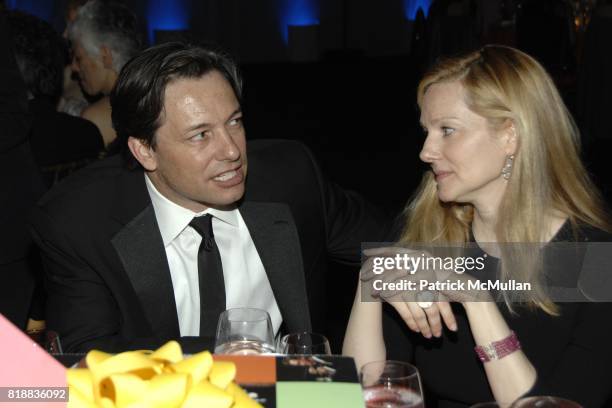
[400,45,610,314]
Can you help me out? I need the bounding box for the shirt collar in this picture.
[144,174,239,247]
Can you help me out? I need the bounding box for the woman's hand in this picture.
[360,246,491,338]
[387,295,457,338]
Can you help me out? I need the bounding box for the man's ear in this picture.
[100,45,114,70]
[128,137,157,171]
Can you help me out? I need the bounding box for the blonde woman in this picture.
[344,45,612,407]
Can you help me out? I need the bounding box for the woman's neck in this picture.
[472,204,499,243]
[101,70,118,95]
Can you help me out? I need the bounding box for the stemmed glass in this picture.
[510,396,582,408]
[214,308,275,355]
[278,332,331,355]
[44,330,63,354]
[360,360,424,408]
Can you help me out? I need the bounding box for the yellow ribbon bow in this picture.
[66,341,263,408]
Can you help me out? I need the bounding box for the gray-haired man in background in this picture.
[67,0,141,146]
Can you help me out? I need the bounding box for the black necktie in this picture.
[189,214,225,338]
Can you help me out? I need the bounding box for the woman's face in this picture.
[419,81,514,209]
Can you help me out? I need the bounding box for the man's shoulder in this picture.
[36,155,132,217]
[247,139,317,172]
[31,110,104,161]
[244,139,327,204]
[55,110,103,140]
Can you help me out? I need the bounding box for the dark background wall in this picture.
[6,0,505,63]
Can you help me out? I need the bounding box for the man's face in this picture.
[71,41,106,96]
[139,71,247,213]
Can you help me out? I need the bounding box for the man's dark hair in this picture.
[8,10,66,102]
[110,42,243,168]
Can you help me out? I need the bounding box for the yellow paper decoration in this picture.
[99,397,115,408]
[86,350,113,368]
[66,342,263,408]
[108,373,147,407]
[68,387,98,408]
[67,369,95,402]
[227,383,263,408]
[143,373,189,408]
[149,340,183,364]
[169,350,213,384]
[209,361,237,390]
[182,381,233,408]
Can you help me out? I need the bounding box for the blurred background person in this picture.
[0,6,44,331]
[57,0,90,117]
[67,0,141,147]
[8,10,104,188]
[344,45,612,407]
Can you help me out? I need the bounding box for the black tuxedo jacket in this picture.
[0,13,44,328]
[31,140,388,352]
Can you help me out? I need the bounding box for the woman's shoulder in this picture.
[553,220,612,242]
[81,97,111,119]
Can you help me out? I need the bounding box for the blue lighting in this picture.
[7,0,54,23]
[147,0,190,45]
[404,0,431,20]
[280,0,320,45]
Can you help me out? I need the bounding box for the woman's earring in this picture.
[501,155,515,180]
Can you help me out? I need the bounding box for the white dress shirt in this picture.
[144,175,282,337]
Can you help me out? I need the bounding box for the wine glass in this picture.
[360,360,424,408]
[214,308,275,355]
[279,332,331,355]
[44,330,63,354]
[510,396,582,408]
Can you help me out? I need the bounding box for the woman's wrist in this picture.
[460,289,493,308]
[474,331,522,362]
[463,301,502,325]
[463,301,514,345]
[354,281,383,311]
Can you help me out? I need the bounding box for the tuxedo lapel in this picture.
[110,169,180,341]
[239,201,311,333]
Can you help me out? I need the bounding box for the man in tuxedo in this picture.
[31,42,388,353]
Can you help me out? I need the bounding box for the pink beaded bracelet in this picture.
[474,331,521,362]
